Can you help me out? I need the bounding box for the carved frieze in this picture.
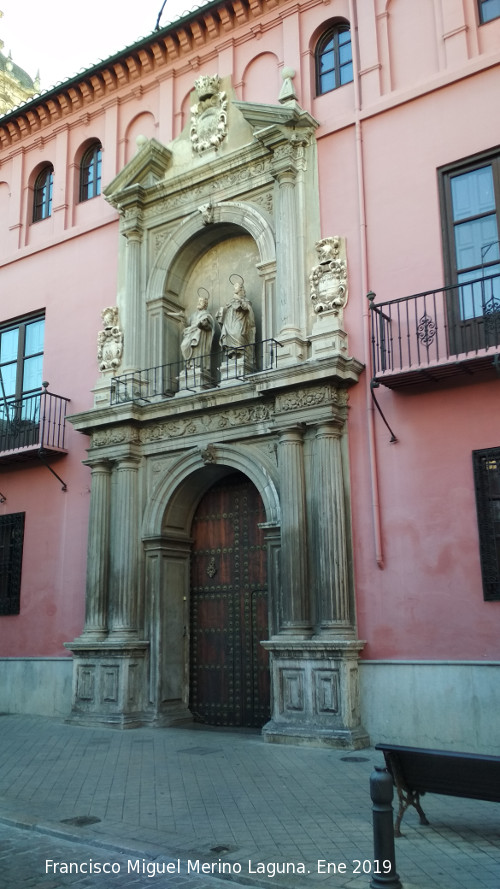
[274,386,348,415]
[91,426,140,449]
[190,74,228,153]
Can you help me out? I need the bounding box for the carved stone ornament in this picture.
[190,74,228,154]
[200,444,216,464]
[97,307,124,371]
[309,237,348,315]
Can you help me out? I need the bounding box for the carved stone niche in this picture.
[308,237,349,361]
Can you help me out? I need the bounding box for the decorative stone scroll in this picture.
[309,237,348,315]
[97,307,124,371]
[190,74,228,153]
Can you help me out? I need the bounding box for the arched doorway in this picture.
[189,471,270,727]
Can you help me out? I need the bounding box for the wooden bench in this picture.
[375,743,500,836]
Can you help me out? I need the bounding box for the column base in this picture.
[64,639,149,728]
[261,637,369,750]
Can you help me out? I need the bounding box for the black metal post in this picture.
[369,766,403,889]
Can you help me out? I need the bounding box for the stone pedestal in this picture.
[65,640,149,728]
[261,639,369,749]
[309,308,348,361]
[176,365,213,394]
[218,349,255,384]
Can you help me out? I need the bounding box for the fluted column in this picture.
[314,422,354,634]
[80,459,111,640]
[122,228,143,369]
[277,426,312,636]
[275,167,302,335]
[108,455,140,638]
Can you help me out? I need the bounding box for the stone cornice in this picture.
[0,0,291,149]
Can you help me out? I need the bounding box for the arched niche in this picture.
[241,52,280,104]
[145,201,277,369]
[124,111,157,164]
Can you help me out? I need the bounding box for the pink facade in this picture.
[0,0,499,749]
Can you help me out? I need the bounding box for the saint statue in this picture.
[216,276,256,358]
[168,291,215,367]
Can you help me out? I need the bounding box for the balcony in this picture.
[368,273,500,388]
[111,339,282,405]
[0,384,70,463]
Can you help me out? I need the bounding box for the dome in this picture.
[0,49,36,91]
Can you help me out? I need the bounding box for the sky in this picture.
[0,0,201,92]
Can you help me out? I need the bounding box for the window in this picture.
[0,316,45,450]
[0,513,25,615]
[479,0,500,23]
[316,24,353,95]
[32,165,53,222]
[473,448,500,600]
[440,150,500,348]
[79,142,102,202]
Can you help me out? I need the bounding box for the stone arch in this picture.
[146,200,276,302]
[142,444,280,724]
[142,442,280,540]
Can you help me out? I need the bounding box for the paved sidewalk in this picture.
[0,715,498,889]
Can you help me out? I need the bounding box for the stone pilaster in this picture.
[108,455,140,639]
[79,459,111,640]
[277,426,312,636]
[313,421,354,635]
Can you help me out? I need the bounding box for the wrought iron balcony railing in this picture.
[0,384,70,460]
[111,339,282,405]
[368,273,500,387]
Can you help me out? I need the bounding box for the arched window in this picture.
[32,166,53,222]
[79,142,102,202]
[316,24,353,95]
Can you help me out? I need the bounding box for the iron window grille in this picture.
[32,166,53,222]
[79,143,102,202]
[316,24,353,95]
[0,513,25,615]
[473,447,500,601]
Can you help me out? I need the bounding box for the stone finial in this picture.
[309,237,348,314]
[279,67,297,104]
[97,307,124,371]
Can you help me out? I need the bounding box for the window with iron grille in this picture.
[315,24,353,96]
[79,142,102,202]
[473,448,500,601]
[0,513,25,615]
[32,166,53,222]
[478,0,500,23]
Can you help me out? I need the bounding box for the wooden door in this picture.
[189,472,270,727]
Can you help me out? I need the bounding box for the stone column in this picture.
[122,227,143,370]
[273,146,308,365]
[277,426,312,636]
[314,421,354,634]
[79,459,111,640]
[108,455,140,638]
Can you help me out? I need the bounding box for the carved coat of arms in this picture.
[309,237,348,315]
[190,74,228,153]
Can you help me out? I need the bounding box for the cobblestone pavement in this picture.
[0,715,499,889]
[0,821,251,889]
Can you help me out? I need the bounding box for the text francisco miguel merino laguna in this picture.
[45,858,369,878]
